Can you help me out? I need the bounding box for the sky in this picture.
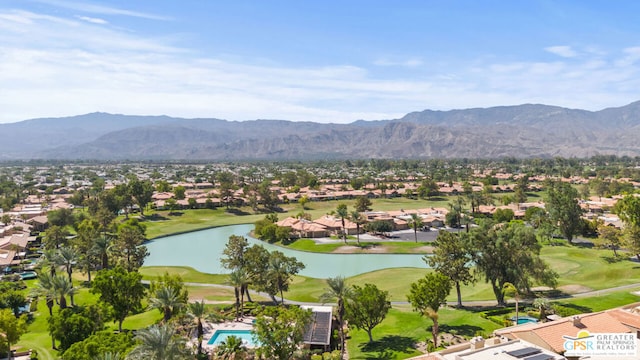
[2,1,640,124]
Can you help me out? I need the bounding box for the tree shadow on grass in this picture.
[440,324,484,337]
[225,208,250,215]
[359,335,416,357]
[601,255,625,264]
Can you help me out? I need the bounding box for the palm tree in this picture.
[126,323,191,360]
[39,249,61,277]
[30,272,57,349]
[149,286,185,323]
[503,282,521,324]
[92,234,113,270]
[319,276,353,359]
[227,269,250,319]
[336,203,349,244]
[349,211,365,245]
[532,297,550,321]
[215,335,246,360]
[57,247,78,283]
[408,214,423,243]
[52,274,77,308]
[187,300,208,357]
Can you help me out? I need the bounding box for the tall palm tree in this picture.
[227,269,250,319]
[336,204,349,244]
[57,247,78,283]
[503,282,521,324]
[30,272,57,349]
[126,323,191,360]
[215,335,247,360]
[52,274,77,308]
[349,211,365,245]
[319,276,353,359]
[92,234,113,270]
[39,249,61,277]
[149,286,185,323]
[408,214,423,243]
[187,300,208,357]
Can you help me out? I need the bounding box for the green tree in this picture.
[48,208,75,227]
[493,208,515,223]
[44,225,69,249]
[126,323,191,360]
[354,196,372,213]
[128,179,154,216]
[545,180,583,242]
[0,309,27,360]
[598,224,622,257]
[91,267,146,332]
[253,305,312,360]
[264,251,305,304]
[426,230,475,307]
[0,290,27,318]
[299,195,309,210]
[52,274,77,308]
[49,306,104,352]
[63,331,135,360]
[227,269,250,319]
[470,221,558,305]
[320,276,352,358]
[215,335,247,360]
[92,235,114,270]
[336,203,349,244]
[623,225,640,261]
[344,283,391,343]
[407,214,423,243]
[187,301,208,357]
[113,224,148,272]
[349,211,366,245]
[74,218,101,283]
[149,286,185,323]
[407,272,452,348]
[173,185,186,200]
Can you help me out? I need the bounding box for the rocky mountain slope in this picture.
[2,101,640,160]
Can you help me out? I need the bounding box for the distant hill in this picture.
[3,101,640,160]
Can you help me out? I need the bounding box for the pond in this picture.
[144,224,429,278]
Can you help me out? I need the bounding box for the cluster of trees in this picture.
[221,235,305,306]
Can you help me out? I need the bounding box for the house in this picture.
[409,337,565,360]
[494,307,640,360]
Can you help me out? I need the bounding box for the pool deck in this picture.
[199,317,256,350]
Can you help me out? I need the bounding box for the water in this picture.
[207,330,256,346]
[511,316,539,325]
[144,224,429,278]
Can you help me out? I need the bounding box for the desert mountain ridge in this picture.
[2,101,640,160]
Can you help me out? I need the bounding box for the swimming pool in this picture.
[510,316,538,325]
[207,330,256,347]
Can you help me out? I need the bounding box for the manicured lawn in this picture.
[540,245,640,291]
[139,266,229,284]
[346,305,502,359]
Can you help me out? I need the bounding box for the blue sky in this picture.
[2,1,640,123]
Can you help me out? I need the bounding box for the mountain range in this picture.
[3,101,640,160]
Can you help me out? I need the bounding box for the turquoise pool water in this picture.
[511,316,538,325]
[145,224,429,278]
[207,329,256,346]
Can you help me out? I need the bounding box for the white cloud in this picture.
[76,15,108,24]
[1,7,640,124]
[32,0,170,20]
[545,45,578,58]
[373,57,424,67]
